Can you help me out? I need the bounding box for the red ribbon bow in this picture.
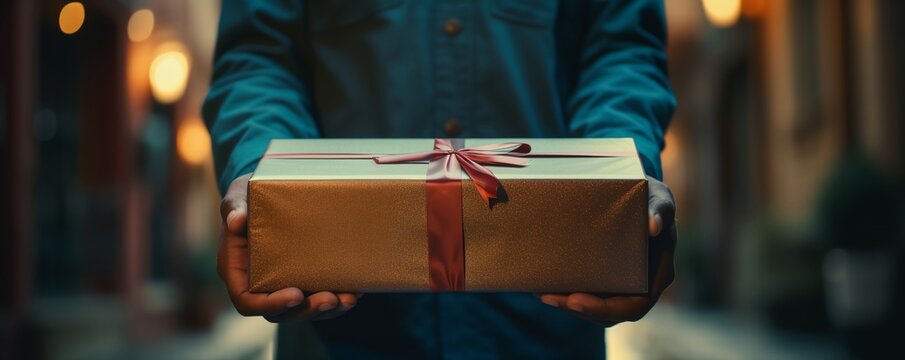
[374,138,531,205]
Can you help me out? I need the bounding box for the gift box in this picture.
[248,138,648,293]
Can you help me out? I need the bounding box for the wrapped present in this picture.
[248,138,648,293]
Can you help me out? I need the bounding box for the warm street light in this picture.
[703,0,742,28]
[149,44,190,104]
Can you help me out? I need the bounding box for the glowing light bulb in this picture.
[149,45,190,104]
[702,0,742,28]
[177,120,212,165]
[128,9,155,42]
[59,2,85,35]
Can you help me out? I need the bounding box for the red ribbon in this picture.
[263,139,634,291]
[375,139,538,290]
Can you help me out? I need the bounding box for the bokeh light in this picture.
[742,0,766,18]
[149,44,190,104]
[702,0,742,28]
[177,119,212,165]
[128,9,155,42]
[58,2,85,35]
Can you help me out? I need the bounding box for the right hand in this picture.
[218,173,360,322]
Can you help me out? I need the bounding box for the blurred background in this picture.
[1,0,903,359]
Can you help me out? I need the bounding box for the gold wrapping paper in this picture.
[248,138,648,293]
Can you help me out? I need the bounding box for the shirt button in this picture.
[443,18,461,36]
[443,118,462,137]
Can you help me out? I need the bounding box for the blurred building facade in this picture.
[2,0,904,359]
[661,0,905,357]
[2,0,229,359]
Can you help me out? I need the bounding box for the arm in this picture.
[202,0,320,193]
[567,0,676,180]
[541,0,677,326]
[203,0,357,321]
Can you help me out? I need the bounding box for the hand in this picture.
[539,176,676,327]
[218,173,360,322]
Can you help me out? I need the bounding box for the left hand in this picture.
[538,176,676,327]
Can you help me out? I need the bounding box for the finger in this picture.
[306,291,342,312]
[539,293,652,324]
[220,174,251,235]
[648,212,663,238]
[310,293,360,320]
[538,294,568,308]
[336,292,359,310]
[225,207,248,236]
[233,287,305,317]
[219,180,247,222]
[646,177,675,237]
[267,291,344,322]
[565,293,652,323]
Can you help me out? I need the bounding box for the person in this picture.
[203,0,677,358]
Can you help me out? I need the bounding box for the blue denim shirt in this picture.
[203,0,674,358]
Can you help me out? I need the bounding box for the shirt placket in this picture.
[433,3,496,359]
[432,1,472,139]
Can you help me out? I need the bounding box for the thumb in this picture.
[220,173,251,235]
[225,205,247,235]
[649,212,663,238]
[647,177,675,237]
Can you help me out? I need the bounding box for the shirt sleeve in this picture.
[567,0,676,180]
[202,0,320,194]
